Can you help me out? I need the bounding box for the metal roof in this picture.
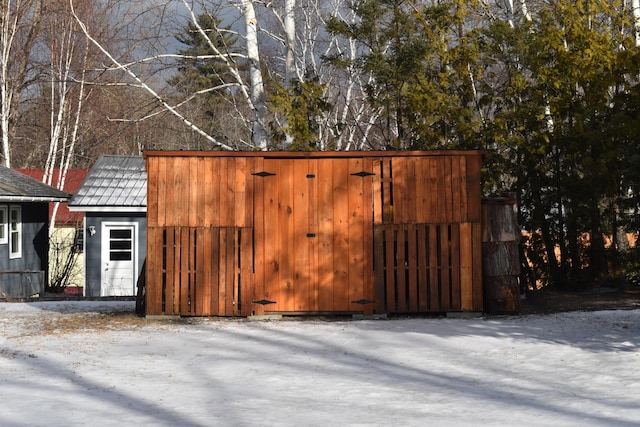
[68,155,146,212]
[0,165,71,202]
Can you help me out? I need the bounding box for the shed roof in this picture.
[0,165,71,203]
[68,155,146,212]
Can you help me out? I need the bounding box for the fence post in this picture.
[482,193,521,314]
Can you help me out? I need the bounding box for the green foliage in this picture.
[326,0,485,149]
[269,75,333,151]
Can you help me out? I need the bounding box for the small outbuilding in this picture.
[68,155,147,297]
[144,150,485,317]
[0,165,70,297]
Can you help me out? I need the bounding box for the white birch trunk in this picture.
[633,0,640,46]
[241,0,268,150]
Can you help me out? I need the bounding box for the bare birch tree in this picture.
[0,0,42,167]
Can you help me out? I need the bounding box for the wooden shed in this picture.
[144,150,484,317]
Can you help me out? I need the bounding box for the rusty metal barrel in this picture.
[482,193,521,314]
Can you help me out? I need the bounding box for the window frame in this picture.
[9,205,22,259]
[0,206,7,244]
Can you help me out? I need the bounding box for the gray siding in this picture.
[84,213,146,297]
[0,202,48,273]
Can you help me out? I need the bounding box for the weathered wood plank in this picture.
[440,224,451,310]
[180,227,190,314]
[145,227,163,314]
[218,227,228,315]
[428,157,438,223]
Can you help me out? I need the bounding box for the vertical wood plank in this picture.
[294,159,311,311]
[428,158,439,224]
[196,158,206,227]
[382,159,393,223]
[391,158,404,224]
[201,227,212,315]
[180,227,190,315]
[205,158,218,227]
[218,227,228,315]
[210,227,220,315]
[459,222,474,311]
[407,224,419,312]
[244,158,255,228]
[373,159,383,224]
[415,157,428,224]
[440,224,451,310]
[252,157,265,315]
[194,227,205,315]
[395,225,407,312]
[361,157,375,315]
[262,159,279,312]
[146,157,158,227]
[145,227,162,314]
[219,157,232,226]
[278,159,294,312]
[472,221,484,311]
[189,158,198,227]
[317,159,334,312]
[450,223,461,311]
[417,224,428,312]
[308,160,319,312]
[373,226,386,313]
[239,227,254,316]
[458,156,468,223]
[466,154,483,222]
[157,157,168,227]
[165,159,176,226]
[235,157,248,227]
[348,158,365,313]
[451,156,462,223]
[404,157,417,223]
[384,224,396,313]
[332,159,350,311]
[225,227,236,316]
[429,224,439,311]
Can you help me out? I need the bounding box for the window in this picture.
[109,228,132,261]
[9,206,21,259]
[0,206,7,244]
[73,228,84,253]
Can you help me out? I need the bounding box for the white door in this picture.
[101,223,137,296]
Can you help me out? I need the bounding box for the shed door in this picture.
[101,224,137,296]
[255,158,374,313]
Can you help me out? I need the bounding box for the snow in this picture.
[1,302,639,426]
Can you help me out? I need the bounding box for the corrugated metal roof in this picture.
[0,165,71,202]
[68,155,146,212]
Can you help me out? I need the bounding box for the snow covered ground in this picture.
[1,301,639,427]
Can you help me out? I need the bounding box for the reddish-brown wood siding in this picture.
[145,151,484,316]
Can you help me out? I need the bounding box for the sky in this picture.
[1,301,639,426]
